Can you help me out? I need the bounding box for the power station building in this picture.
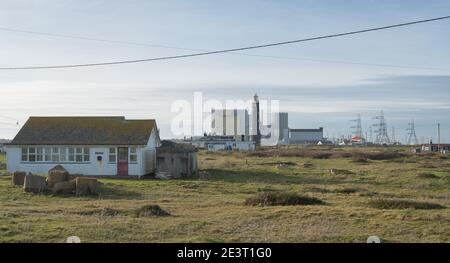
[211,109,250,141]
[289,128,324,144]
[203,93,325,149]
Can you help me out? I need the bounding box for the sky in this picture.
[0,0,449,143]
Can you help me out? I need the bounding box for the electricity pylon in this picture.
[374,110,390,144]
[406,120,419,145]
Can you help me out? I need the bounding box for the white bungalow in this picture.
[5,116,160,177]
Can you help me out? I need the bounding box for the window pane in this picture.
[44,147,51,161]
[108,147,116,162]
[109,154,116,162]
[130,147,136,154]
[36,147,43,162]
[51,147,59,162]
[60,147,66,162]
[68,147,74,161]
[21,147,28,161]
[28,147,36,162]
[75,147,83,162]
[130,154,137,162]
[83,148,90,162]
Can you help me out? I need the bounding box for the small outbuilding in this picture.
[156,140,198,178]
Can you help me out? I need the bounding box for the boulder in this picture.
[23,173,47,193]
[76,177,97,195]
[12,171,26,186]
[53,180,76,194]
[47,170,69,188]
[48,164,68,174]
[67,173,83,181]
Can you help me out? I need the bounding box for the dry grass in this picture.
[0,149,449,243]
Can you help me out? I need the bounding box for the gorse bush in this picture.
[245,192,325,206]
[368,199,445,210]
[134,205,171,217]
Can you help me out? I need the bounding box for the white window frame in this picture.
[20,146,90,163]
[129,147,137,163]
[108,147,117,163]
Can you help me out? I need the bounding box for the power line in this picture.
[2,26,450,71]
[0,15,449,70]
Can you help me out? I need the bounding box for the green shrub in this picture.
[245,192,325,206]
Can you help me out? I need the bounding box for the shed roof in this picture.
[9,116,156,145]
[158,140,197,153]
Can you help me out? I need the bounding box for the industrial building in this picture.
[205,93,325,148]
[211,109,250,141]
[191,135,255,151]
[289,128,324,144]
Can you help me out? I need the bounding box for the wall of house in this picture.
[5,145,148,177]
[142,127,158,175]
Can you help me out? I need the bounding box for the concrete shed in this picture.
[156,140,198,178]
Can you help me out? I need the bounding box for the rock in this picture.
[48,164,68,174]
[23,173,47,193]
[47,170,69,188]
[76,177,97,195]
[53,180,76,194]
[12,171,26,186]
[67,174,83,181]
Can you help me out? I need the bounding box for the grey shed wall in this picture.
[156,152,198,178]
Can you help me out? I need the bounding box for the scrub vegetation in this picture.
[0,147,449,243]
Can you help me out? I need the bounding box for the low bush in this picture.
[368,199,445,210]
[417,173,439,179]
[134,205,171,217]
[245,192,325,206]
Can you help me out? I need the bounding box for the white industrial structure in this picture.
[191,135,256,151]
[211,109,250,141]
[206,94,325,149]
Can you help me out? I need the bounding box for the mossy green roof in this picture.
[10,116,156,145]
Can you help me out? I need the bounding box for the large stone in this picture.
[12,171,26,186]
[76,177,97,195]
[67,173,83,181]
[48,164,67,174]
[47,170,69,188]
[53,180,76,194]
[23,173,47,193]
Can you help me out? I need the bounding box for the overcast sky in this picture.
[0,0,449,142]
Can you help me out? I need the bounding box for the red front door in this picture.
[117,147,128,176]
